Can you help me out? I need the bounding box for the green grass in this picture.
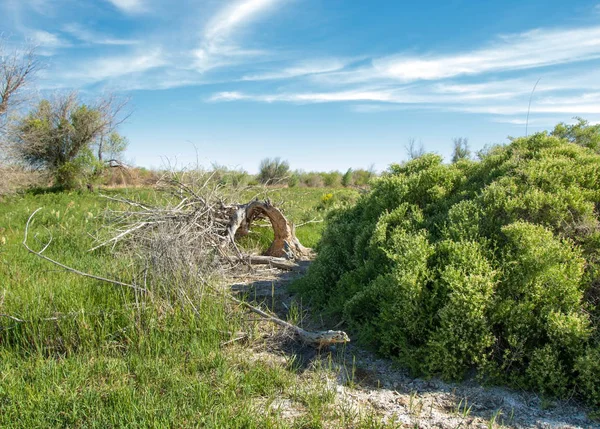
[0,186,383,428]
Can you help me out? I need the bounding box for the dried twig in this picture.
[246,255,300,271]
[23,208,148,294]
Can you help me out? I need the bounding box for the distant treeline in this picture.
[81,159,377,189]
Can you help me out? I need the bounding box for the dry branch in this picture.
[226,200,311,259]
[246,255,300,271]
[92,173,312,270]
[23,208,148,294]
[228,294,350,347]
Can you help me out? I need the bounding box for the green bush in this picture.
[342,168,353,187]
[257,157,290,184]
[294,130,600,408]
[321,171,343,187]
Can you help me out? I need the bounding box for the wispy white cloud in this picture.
[207,22,600,124]
[31,29,69,48]
[29,29,71,55]
[58,50,166,85]
[210,89,397,103]
[29,0,291,91]
[62,24,139,46]
[4,0,53,16]
[204,0,281,44]
[194,0,284,72]
[241,59,349,81]
[105,0,145,14]
[313,25,600,85]
[18,0,600,128]
[210,70,600,120]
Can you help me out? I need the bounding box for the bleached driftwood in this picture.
[91,176,312,266]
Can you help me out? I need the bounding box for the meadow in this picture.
[0,186,386,428]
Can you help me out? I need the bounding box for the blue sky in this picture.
[3,0,600,172]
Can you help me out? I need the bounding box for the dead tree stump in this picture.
[226,200,311,259]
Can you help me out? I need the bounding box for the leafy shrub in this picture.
[321,171,343,187]
[301,172,324,188]
[287,172,299,187]
[551,117,600,153]
[342,168,353,187]
[575,346,600,408]
[294,130,600,408]
[257,157,289,184]
[352,168,374,186]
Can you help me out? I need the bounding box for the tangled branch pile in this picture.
[20,170,349,347]
[93,171,311,283]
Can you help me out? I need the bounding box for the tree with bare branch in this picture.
[0,37,40,124]
[0,36,41,158]
[11,91,129,189]
[406,137,425,160]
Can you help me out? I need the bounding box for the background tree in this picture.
[342,168,353,187]
[95,130,128,165]
[1,36,40,156]
[257,157,290,185]
[451,137,471,163]
[406,137,425,160]
[551,117,600,152]
[12,92,128,189]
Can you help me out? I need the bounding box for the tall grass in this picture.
[0,186,385,428]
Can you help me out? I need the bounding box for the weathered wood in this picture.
[228,295,350,347]
[246,255,300,271]
[226,200,311,259]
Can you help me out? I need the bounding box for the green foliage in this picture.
[575,346,600,408]
[551,117,600,152]
[288,172,300,187]
[282,168,377,188]
[209,164,253,187]
[321,171,342,187]
[342,168,353,187]
[352,168,375,186]
[14,95,126,190]
[451,137,471,163]
[97,131,128,162]
[257,157,290,184]
[294,130,600,408]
